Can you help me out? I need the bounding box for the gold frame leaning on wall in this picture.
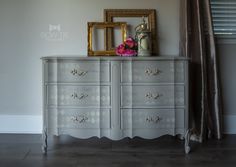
[104,9,158,55]
[87,22,127,56]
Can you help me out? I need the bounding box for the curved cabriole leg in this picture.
[184,129,191,154]
[42,127,47,154]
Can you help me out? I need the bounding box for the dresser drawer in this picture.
[46,61,110,83]
[121,61,184,83]
[47,85,110,106]
[48,109,110,129]
[122,109,178,129]
[121,85,185,107]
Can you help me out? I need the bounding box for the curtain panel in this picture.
[180,0,223,141]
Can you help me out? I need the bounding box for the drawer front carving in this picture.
[47,61,109,83]
[122,109,177,129]
[121,85,185,107]
[47,85,110,106]
[53,109,110,129]
[121,61,184,83]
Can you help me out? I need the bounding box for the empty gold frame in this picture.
[87,22,127,56]
[104,9,158,55]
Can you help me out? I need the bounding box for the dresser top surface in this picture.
[41,56,189,61]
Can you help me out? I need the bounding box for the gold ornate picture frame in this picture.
[87,22,127,56]
[104,9,158,55]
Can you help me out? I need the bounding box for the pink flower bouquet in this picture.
[116,37,138,56]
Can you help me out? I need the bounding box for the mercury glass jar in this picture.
[135,18,152,56]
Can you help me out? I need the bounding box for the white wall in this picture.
[0,0,180,133]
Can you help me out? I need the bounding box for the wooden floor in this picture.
[0,134,235,167]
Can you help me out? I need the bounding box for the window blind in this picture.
[211,0,236,38]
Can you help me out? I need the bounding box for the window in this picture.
[211,0,236,39]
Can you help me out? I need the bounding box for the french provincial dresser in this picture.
[42,56,191,154]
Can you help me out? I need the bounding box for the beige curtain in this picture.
[180,0,223,141]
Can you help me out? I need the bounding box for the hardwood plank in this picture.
[0,134,235,167]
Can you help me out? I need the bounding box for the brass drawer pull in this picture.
[145,68,162,76]
[71,69,88,76]
[71,93,88,100]
[71,115,88,123]
[146,116,162,123]
[145,92,163,99]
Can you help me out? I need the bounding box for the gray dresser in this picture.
[42,56,190,153]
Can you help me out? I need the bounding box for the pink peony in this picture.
[124,49,137,55]
[118,49,137,57]
[125,37,136,48]
[115,36,137,56]
[116,44,126,55]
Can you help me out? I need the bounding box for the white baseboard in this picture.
[0,115,42,134]
[224,115,236,134]
[0,114,235,134]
